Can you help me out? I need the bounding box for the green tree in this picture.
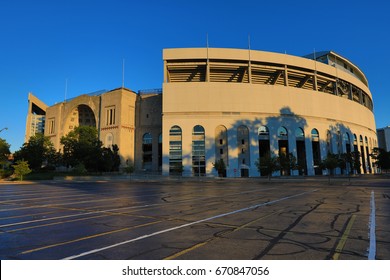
[0,137,11,178]
[60,126,121,172]
[350,151,362,174]
[213,158,226,177]
[12,160,32,181]
[13,133,57,171]
[0,137,11,163]
[279,152,298,176]
[61,126,103,171]
[255,152,280,180]
[320,153,339,183]
[320,153,339,175]
[371,147,390,172]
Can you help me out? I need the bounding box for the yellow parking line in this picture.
[332,214,356,260]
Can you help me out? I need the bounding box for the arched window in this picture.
[192,125,205,176]
[258,126,269,137]
[169,126,182,174]
[278,127,288,138]
[311,129,319,141]
[142,133,153,170]
[295,128,304,140]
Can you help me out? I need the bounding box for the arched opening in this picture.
[311,128,321,175]
[215,125,228,177]
[66,104,96,133]
[295,128,307,175]
[258,125,271,177]
[142,133,153,170]
[169,126,182,175]
[237,125,250,177]
[192,125,205,176]
[278,126,289,176]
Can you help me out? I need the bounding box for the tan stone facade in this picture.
[28,88,161,170]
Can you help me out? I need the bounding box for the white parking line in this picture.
[368,191,376,260]
[63,189,318,260]
[0,188,276,228]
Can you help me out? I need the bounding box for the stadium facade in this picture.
[25,48,377,177]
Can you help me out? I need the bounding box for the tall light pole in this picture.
[0,127,8,133]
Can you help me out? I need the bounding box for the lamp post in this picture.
[0,127,8,133]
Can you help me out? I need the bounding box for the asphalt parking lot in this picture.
[0,177,389,260]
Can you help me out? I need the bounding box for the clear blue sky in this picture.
[1,0,389,152]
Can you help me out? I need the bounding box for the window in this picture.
[169,126,182,174]
[48,118,55,134]
[192,125,205,176]
[258,126,269,136]
[295,128,304,139]
[106,106,116,125]
[278,127,288,137]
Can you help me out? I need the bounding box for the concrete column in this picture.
[288,130,298,176]
[305,136,315,176]
[227,127,238,177]
[181,126,193,177]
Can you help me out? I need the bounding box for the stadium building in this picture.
[25,48,377,177]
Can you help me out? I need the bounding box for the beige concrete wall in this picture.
[162,48,377,176]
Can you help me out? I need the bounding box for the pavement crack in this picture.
[252,202,323,259]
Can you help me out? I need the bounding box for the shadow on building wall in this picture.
[162,106,375,178]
